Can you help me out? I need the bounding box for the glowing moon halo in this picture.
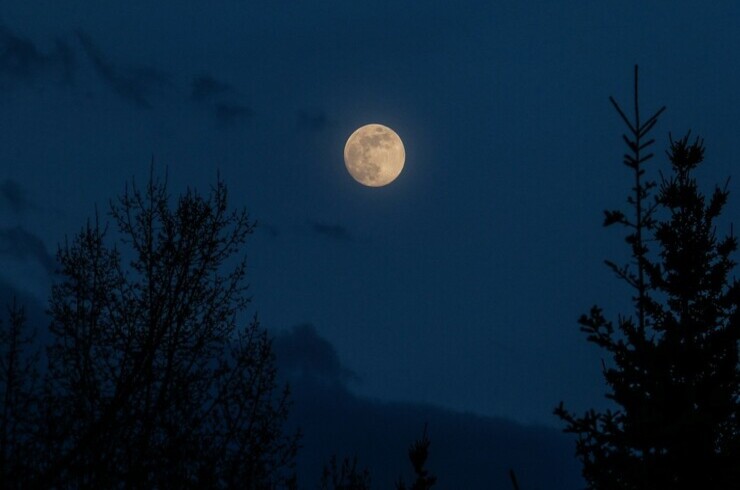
[344,124,405,187]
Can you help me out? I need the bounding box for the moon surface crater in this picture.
[344,124,405,187]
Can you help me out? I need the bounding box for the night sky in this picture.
[2,2,739,488]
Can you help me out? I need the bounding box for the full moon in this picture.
[344,124,405,187]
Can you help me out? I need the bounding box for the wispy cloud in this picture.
[76,30,170,109]
[3,25,259,130]
[214,102,252,126]
[191,74,251,127]
[310,221,352,242]
[0,25,75,88]
[191,74,232,101]
[296,109,332,131]
[256,221,280,238]
[0,180,37,215]
[0,226,56,275]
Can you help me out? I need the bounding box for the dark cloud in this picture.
[214,102,252,126]
[310,221,352,242]
[191,75,249,126]
[0,25,75,88]
[53,39,75,82]
[276,327,583,490]
[0,180,36,214]
[0,26,45,81]
[256,221,280,238]
[75,30,170,109]
[296,109,332,131]
[274,323,358,386]
[191,74,232,101]
[0,226,56,275]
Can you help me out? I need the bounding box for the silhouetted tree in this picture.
[32,172,299,488]
[320,455,371,490]
[555,66,740,488]
[0,301,39,488]
[396,425,437,490]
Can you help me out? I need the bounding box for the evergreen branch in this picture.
[638,138,655,151]
[622,134,638,152]
[637,107,666,138]
[604,260,639,289]
[610,96,637,136]
[638,152,655,164]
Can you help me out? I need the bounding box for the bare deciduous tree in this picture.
[0,301,39,488]
[33,172,298,488]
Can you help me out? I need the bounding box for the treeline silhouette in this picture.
[1,67,739,488]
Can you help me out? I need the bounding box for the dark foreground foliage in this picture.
[0,173,299,488]
[556,67,740,489]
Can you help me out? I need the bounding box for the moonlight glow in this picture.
[344,124,405,187]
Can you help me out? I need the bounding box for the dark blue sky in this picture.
[1,2,739,486]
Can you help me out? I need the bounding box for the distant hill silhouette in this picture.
[274,325,583,490]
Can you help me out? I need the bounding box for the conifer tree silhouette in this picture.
[320,455,371,490]
[555,66,740,488]
[396,424,437,490]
